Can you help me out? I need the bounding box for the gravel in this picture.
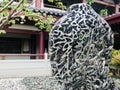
[0,77,119,90]
[0,76,62,90]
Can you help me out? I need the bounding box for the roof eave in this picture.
[30,7,67,16]
[105,13,120,25]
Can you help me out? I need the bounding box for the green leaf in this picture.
[3,0,9,6]
[23,0,27,4]
[11,20,16,24]
[8,5,14,10]
[3,10,9,16]
[100,9,108,17]
[46,24,52,31]
[86,0,94,5]
[0,13,3,17]
[28,17,33,20]
[15,18,20,21]
[48,0,54,3]
[0,30,6,34]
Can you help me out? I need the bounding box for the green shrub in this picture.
[110,49,120,67]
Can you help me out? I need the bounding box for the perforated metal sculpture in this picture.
[49,3,119,90]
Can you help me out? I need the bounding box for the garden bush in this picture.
[110,49,120,67]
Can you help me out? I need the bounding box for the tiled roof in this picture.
[0,1,67,16]
[30,7,67,16]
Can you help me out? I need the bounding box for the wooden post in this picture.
[115,4,119,14]
[82,0,86,3]
[1,56,5,60]
[39,31,44,59]
[35,0,43,8]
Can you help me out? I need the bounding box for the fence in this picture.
[0,53,49,60]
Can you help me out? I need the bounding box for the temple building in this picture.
[0,0,119,59]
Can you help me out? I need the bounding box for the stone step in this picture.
[0,60,52,78]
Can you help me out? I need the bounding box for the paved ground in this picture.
[0,77,119,90]
[0,77,62,90]
[114,78,120,88]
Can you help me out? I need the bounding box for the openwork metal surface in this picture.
[49,3,119,90]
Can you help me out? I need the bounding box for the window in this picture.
[0,38,22,53]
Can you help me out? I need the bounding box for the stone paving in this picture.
[0,77,62,90]
[0,77,119,90]
[114,78,120,88]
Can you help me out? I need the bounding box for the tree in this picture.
[48,0,66,10]
[0,0,110,34]
[0,0,56,34]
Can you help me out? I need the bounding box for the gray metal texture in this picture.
[49,3,119,90]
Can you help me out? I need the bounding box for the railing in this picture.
[44,4,61,9]
[0,53,49,60]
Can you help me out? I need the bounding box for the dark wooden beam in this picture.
[105,14,120,21]
[4,28,40,35]
[95,0,115,7]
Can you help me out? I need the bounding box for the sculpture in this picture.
[49,3,119,90]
